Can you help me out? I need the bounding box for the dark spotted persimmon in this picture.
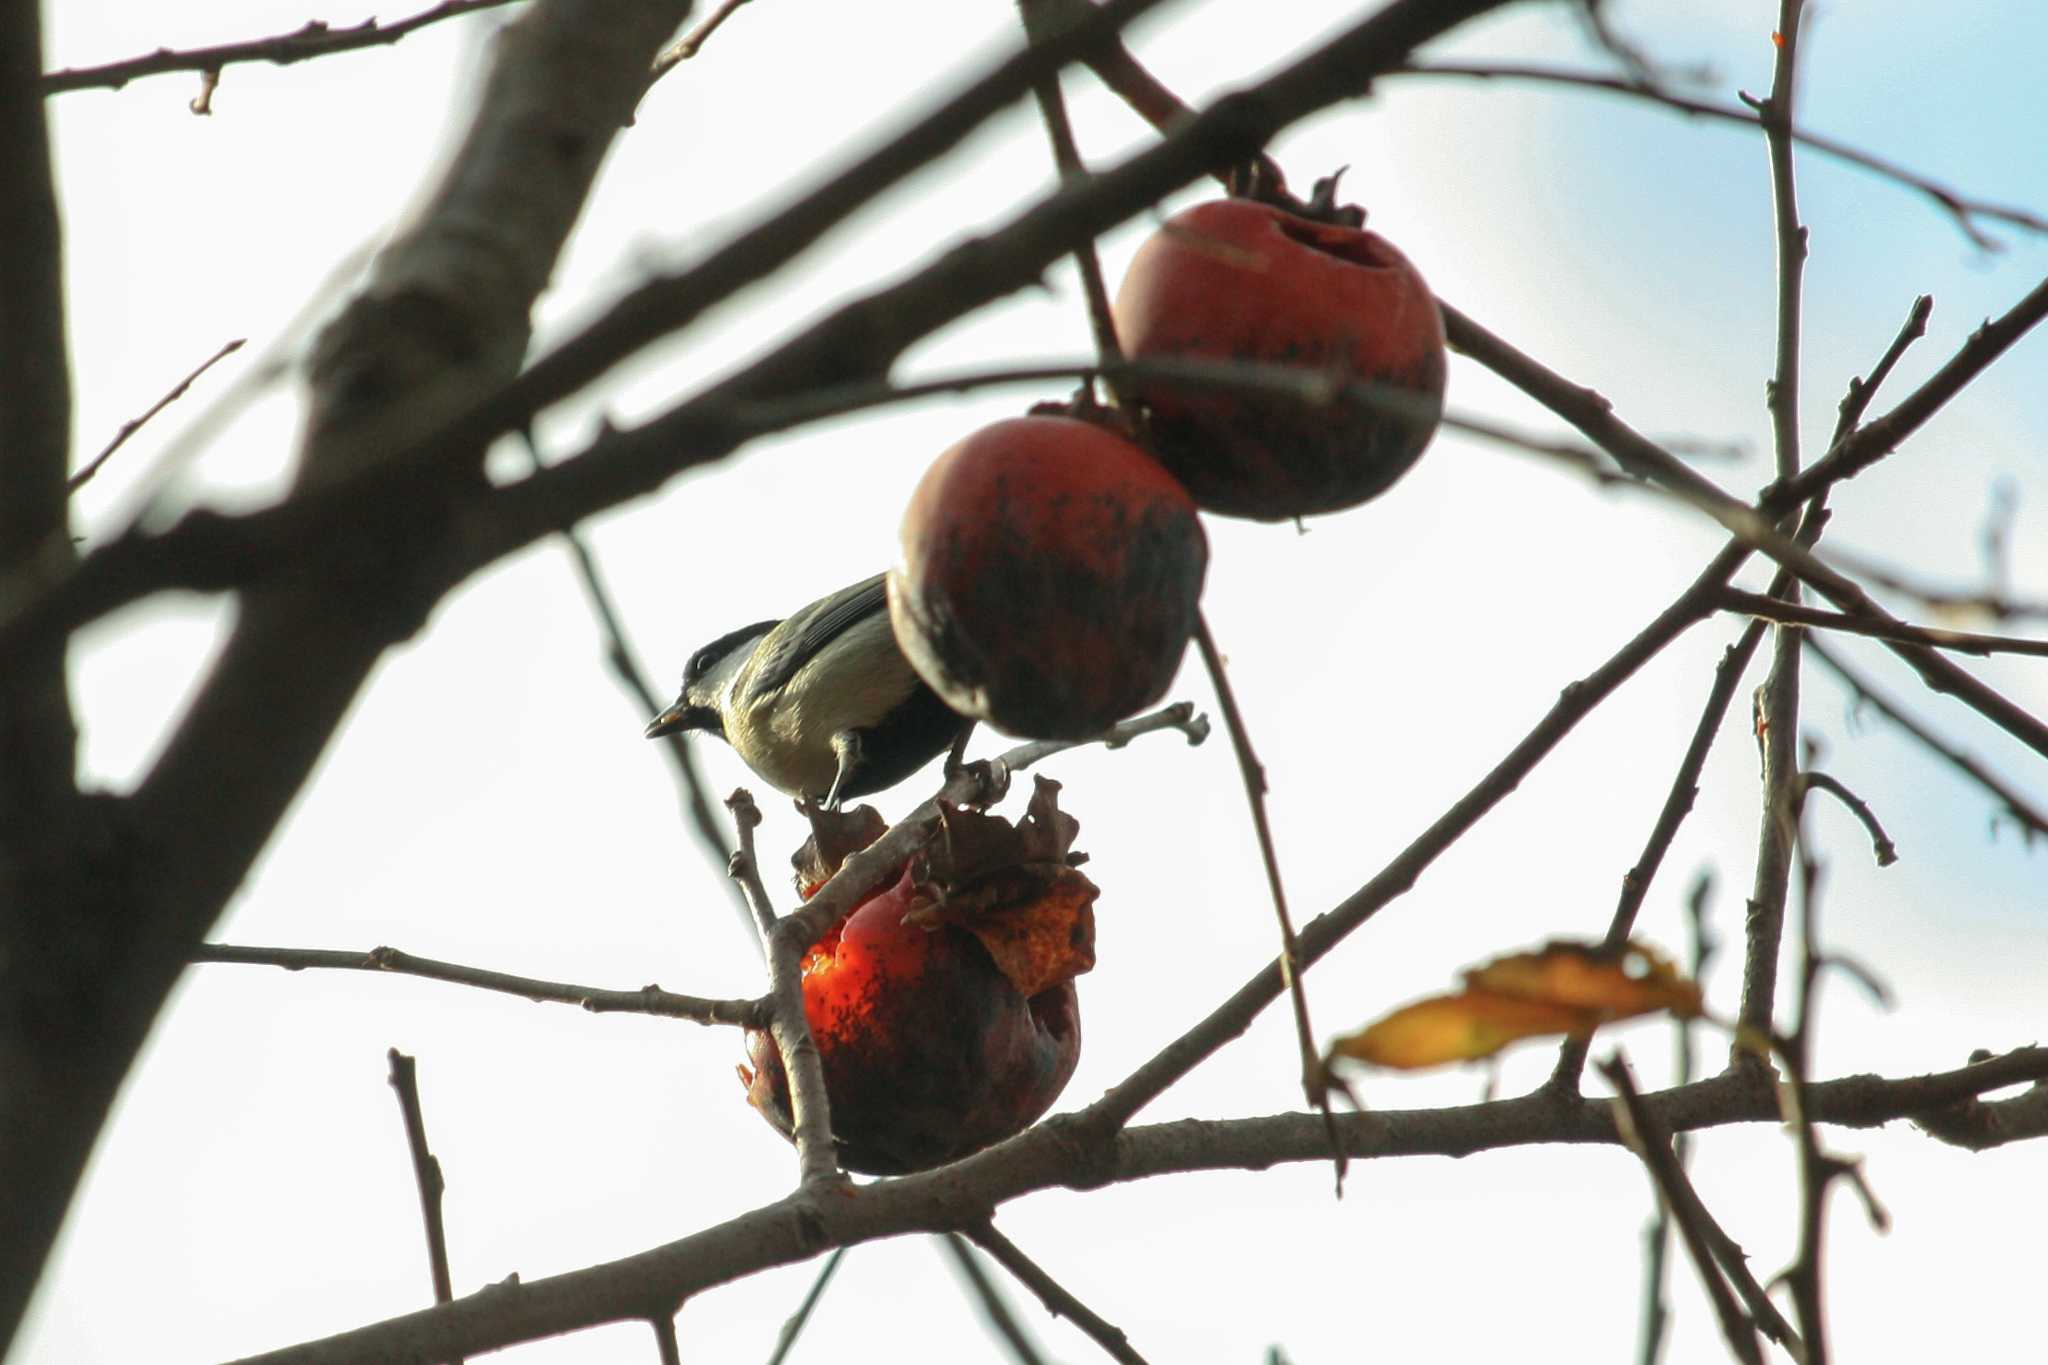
[889,413,1206,739]
[1113,197,1447,520]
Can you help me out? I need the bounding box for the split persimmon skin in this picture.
[1114,197,1448,521]
[890,414,1207,740]
[743,868,1081,1176]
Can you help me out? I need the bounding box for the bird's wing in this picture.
[737,572,890,704]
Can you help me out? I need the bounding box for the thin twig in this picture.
[985,700,1207,784]
[1719,586,2048,659]
[68,338,245,495]
[194,942,765,1024]
[1804,636,2048,844]
[1601,1054,1764,1365]
[1801,772,1898,867]
[1818,550,2048,628]
[966,1221,1149,1365]
[724,790,779,946]
[1017,0,1128,405]
[1041,0,1282,191]
[1736,0,1813,1052]
[1783,796,1834,1365]
[1440,288,2048,766]
[1191,614,1336,1168]
[651,1316,682,1365]
[1832,295,1934,445]
[385,1050,463,1365]
[650,0,756,78]
[1636,874,1725,1365]
[519,432,751,950]
[939,1235,1051,1365]
[764,1248,846,1365]
[1391,64,2044,249]
[1547,609,1774,1096]
[41,0,525,95]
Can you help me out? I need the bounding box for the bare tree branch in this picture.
[386,1049,462,1362]
[1805,636,2048,844]
[223,1047,2048,1364]
[40,0,527,96]
[1801,771,1899,867]
[193,942,766,1024]
[1601,1055,1764,1365]
[1720,586,2048,659]
[940,1235,1052,1365]
[651,1315,681,1365]
[1443,296,2048,764]
[1546,608,1775,1095]
[1392,64,2046,248]
[649,0,754,76]
[967,1222,1150,1365]
[763,1248,845,1365]
[68,337,245,494]
[0,0,88,1345]
[1193,614,1336,1146]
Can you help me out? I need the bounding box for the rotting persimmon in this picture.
[740,786,1093,1175]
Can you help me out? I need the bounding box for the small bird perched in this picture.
[645,573,967,808]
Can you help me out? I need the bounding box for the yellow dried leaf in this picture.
[1327,992,1595,1070]
[1466,940,1702,1020]
[1327,939,1704,1071]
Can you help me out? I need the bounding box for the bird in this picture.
[645,572,968,808]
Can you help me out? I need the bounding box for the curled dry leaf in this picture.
[1328,939,1704,1071]
[901,777,1098,997]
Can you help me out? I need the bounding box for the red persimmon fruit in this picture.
[1112,195,1447,520]
[889,413,1207,739]
[741,867,1083,1175]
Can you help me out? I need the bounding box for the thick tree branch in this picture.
[0,0,87,1347]
[0,5,694,1350]
[227,1047,2048,1364]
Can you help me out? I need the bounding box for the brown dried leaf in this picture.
[903,777,1098,996]
[929,865,1099,998]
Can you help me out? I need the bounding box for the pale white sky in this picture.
[23,1,2048,1361]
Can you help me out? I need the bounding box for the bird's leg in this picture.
[824,729,863,810]
[943,719,1010,808]
[943,719,978,776]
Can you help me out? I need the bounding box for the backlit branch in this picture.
[41,1,526,97]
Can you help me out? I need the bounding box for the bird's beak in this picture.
[645,700,716,739]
